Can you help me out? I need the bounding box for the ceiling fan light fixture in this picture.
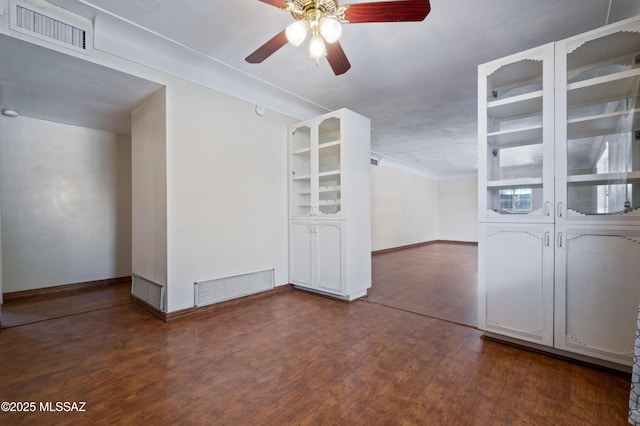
[309,33,327,59]
[319,17,341,43]
[285,20,309,47]
[247,0,432,75]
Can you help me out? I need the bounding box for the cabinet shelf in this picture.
[298,186,341,196]
[318,140,340,149]
[487,125,543,148]
[487,178,543,188]
[297,201,342,207]
[319,170,340,177]
[292,147,311,155]
[319,200,341,206]
[292,174,311,181]
[567,171,640,186]
[320,185,341,193]
[567,108,640,139]
[487,90,543,119]
[567,68,640,108]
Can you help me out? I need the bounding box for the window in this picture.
[499,188,533,212]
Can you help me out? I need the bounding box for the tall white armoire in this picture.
[478,16,640,369]
[288,108,371,301]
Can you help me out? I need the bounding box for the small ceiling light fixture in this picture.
[285,20,309,47]
[308,32,327,60]
[1,109,19,118]
[319,17,342,43]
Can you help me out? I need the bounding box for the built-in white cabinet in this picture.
[478,43,555,224]
[478,223,554,346]
[290,221,344,295]
[289,109,371,301]
[478,16,640,368]
[554,224,640,365]
[290,221,314,288]
[290,116,344,218]
[556,18,640,223]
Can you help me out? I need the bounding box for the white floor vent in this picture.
[9,0,93,54]
[195,269,275,308]
[132,274,165,312]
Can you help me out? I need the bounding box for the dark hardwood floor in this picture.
[369,242,478,327]
[0,244,631,424]
[1,282,131,328]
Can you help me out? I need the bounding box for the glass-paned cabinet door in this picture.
[556,17,640,222]
[291,124,312,217]
[478,43,555,222]
[317,116,341,216]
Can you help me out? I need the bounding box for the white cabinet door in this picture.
[290,222,313,287]
[290,123,314,218]
[290,221,344,296]
[316,222,343,295]
[554,225,640,366]
[478,43,555,224]
[289,112,344,220]
[479,223,555,346]
[554,18,640,226]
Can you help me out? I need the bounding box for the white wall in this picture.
[371,163,439,251]
[131,88,167,287]
[0,116,131,292]
[0,21,294,312]
[371,165,479,250]
[166,80,292,312]
[0,15,476,309]
[437,177,479,242]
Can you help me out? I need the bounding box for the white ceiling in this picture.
[3,0,640,176]
[0,34,162,134]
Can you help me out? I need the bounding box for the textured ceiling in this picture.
[4,0,640,176]
[0,34,162,134]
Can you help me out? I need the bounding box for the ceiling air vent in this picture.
[9,0,92,54]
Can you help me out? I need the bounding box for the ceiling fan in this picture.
[246,0,431,75]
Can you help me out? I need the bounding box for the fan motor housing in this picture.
[289,0,339,20]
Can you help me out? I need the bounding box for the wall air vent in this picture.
[9,0,93,54]
[195,269,275,307]
[132,274,165,312]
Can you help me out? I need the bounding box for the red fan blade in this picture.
[343,0,431,23]
[257,0,289,8]
[245,30,288,63]
[326,41,351,75]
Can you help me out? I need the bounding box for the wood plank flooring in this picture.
[369,242,478,327]
[0,285,631,424]
[1,282,131,328]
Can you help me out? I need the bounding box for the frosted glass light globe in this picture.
[319,17,342,44]
[285,20,309,47]
[309,33,327,59]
